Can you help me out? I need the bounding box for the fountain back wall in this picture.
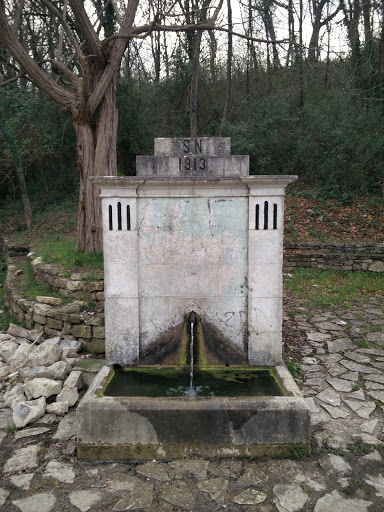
[91,137,297,367]
[78,138,311,461]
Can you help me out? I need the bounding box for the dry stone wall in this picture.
[284,242,384,272]
[3,239,383,356]
[2,243,105,353]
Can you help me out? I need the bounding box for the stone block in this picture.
[46,401,68,415]
[86,339,105,353]
[60,339,83,357]
[24,315,33,329]
[70,273,84,280]
[0,339,19,364]
[137,155,249,177]
[47,318,63,330]
[154,137,232,156]
[56,387,79,407]
[62,323,72,336]
[64,370,83,389]
[28,339,63,367]
[7,323,36,341]
[9,344,31,369]
[77,365,310,461]
[67,313,81,323]
[66,280,84,292]
[44,326,60,338]
[36,296,63,306]
[368,260,384,272]
[95,292,104,301]
[13,397,46,428]
[92,326,105,339]
[24,378,62,399]
[88,313,105,326]
[33,314,47,325]
[88,282,104,292]
[55,278,68,288]
[33,303,56,317]
[71,325,92,339]
[60,301,84,314]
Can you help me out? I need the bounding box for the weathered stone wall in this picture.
[3,238,383,356]
[284,242,384,272]
[30,259,105,306]
[3,250,105,353]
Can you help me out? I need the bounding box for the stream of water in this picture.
[187,313,196,396]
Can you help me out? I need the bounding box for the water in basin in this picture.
[103,367,284,398]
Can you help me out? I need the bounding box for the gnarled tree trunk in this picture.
[74,81,118,252]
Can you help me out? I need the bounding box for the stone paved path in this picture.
[1,299,384,511]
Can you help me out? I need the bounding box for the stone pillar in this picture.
[243,177,296,366]
[100,186,140,365]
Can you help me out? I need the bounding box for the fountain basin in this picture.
[77,364,310,460]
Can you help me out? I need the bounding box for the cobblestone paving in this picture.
[1,299,384,511]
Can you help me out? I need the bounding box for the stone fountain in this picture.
[77,137,310,460]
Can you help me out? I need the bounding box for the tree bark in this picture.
[74,81,118,252]
[220,0,232,135]
[190,29,202,137]
[0,112,33,229]
[0,0,139,252]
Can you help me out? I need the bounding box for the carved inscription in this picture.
[183,138,203,153]
[180,138,207,173]
[179,157,206,171]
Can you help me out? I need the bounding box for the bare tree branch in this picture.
[41,0,84,60]
[13,0,25,32]
[88,0,140,115]
[109,21,290,44]
[0,70,26,86]
[0,0,76,110]
[45,58,82,91]
[68,0,103,61]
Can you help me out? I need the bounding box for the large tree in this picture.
[0,0,223,251]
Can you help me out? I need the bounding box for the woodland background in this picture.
[0,0,383,245]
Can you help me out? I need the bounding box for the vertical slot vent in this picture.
[255,204,260,230]
[108,205,113,231]
[127,205,131,230]
[117,202,122,230]
[263,201,268,230]
[273,204,278,230]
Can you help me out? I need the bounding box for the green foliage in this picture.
[347,441,372,455]
[0,257,13,330]
[285,269,384,309]
[354,340,369,348]
[35,238,103,270]
[290,444,309,460]
[0,86,76,202]
[5,424,17,434]
[19,258,58,300]
[283,355,302,381]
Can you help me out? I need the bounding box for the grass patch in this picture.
[19,259,58,300]
[354,340,370,348]
[35,238,103,270]
[5,424,17,435]
[290,444,309,460]
[284,269,384,309]
[0,259,14,330]
[347,441,372,455]
[284,355,302,381]
[3,193,103,271]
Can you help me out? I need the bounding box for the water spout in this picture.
[188,312,197,396]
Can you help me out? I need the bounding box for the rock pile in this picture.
[0,323,84,428]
